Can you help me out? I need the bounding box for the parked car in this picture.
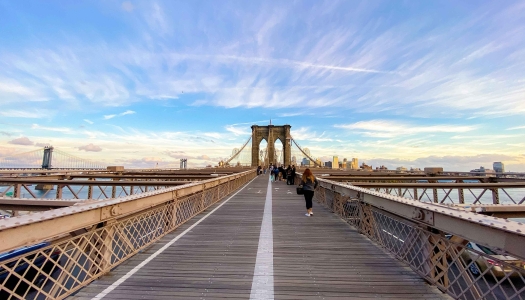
[462,241,524,277]
[0,242,61,297]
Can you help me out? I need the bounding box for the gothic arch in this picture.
[251,125,291,167]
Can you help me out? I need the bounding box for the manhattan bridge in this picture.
[0,124,525,300]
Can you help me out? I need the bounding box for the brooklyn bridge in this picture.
[0,124,524,300]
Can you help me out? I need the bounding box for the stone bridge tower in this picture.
[251,125,291,167]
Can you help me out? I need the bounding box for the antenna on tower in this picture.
[270,119,272,125]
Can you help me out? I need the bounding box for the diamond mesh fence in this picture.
[0,171,256,299]
[309,177,525,300]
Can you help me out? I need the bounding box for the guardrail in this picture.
[0,169,256,299]
[0,178,208,201]
[299,174,525,300]
[338,182,525,205]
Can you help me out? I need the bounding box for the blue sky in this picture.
[1,0,525,170]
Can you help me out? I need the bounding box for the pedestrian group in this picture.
[257,164,318,217]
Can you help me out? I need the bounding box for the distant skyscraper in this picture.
[302,158,310,166]
[332,156,339,169]
[342,158,347,169]
[493,162,505,173]
[351,158,359,169]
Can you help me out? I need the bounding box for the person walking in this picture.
[301,168,318,217]
[269,165,274,182]
[273,166,280,182]
[286,165,292,185]
[291,165,296,185]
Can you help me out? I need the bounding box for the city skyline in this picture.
[1,1,525,171]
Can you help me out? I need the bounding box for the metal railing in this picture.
[0,169,256,299]
[0,178,208,201]
[304,175,525,300]
[350,182,525,205]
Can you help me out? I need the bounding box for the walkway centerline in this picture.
[249,176,274,300]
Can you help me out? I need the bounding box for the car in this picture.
[461,242,525,278]
[0,242,61,297]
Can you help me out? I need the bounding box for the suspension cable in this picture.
[290,136,320,167]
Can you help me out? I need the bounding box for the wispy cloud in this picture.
[84,119,94,124]
[31,124,72,133]
[104,110,135,120]
[335,120,477,138]
[0,109,48,118]
[507,125,525,130]
[78,143,102,152]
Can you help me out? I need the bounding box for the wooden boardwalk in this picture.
[71,175,449,299]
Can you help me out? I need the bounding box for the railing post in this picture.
[458,188,465,204]
[171,191,179,228]
[413,188,418,201]
[112,178,118,198]
[14,183,21,198]
[56,184,63,198]
[433,188,438,203]
[201,184,206,211]
[130,179,134,195]
[491,188,499,204]
[87,178,94,199]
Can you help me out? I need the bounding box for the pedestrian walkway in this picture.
[71,175,448,299]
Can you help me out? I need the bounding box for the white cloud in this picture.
[335,120,477,138]
[8,137,34,146]
[507,125,525,130]
[84,119,94,124]
[31,124,72,133]
[120,110,135,116]
[0,109,49,118]
[225,125,251,136]
[103,110,135,120]
[78,143,102,152]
